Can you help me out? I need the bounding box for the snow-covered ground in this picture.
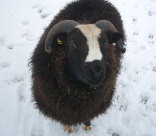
[0,0,156,135]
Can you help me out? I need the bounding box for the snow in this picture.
[0,0,156,135]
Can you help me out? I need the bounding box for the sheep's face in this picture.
[56,24,122,87]
[64,25,108,87]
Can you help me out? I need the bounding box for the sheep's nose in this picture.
[89,66,104,76]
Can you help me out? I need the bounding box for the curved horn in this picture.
[45,20,79,53]
[95,20,126,53]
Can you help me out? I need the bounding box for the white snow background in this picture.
[0,0,156,136]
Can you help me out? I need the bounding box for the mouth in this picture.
[83,74,105,87]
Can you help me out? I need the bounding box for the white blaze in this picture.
[76,24,103,62]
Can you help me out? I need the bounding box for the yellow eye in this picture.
[57,38,63,44]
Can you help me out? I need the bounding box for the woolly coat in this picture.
[30,0,125,125]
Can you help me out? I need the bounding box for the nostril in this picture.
[99,68,103,74]
[90,66,104,75]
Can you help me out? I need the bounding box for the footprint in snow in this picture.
[149,34,154,39]
[133,31,139,36]
[148,10,155,16]
[41,13,50,19]
[18,86,25,102]
[148,34,154,44]
[32,3,50,19]
[0,37,6,46]
[132,18,137,24]
[30,128,44,136]
[7,44,14,50]
[152,103,156,112]
[119,104,127,111]
[32,4,39,9]
[32,4,50,19]
[14,74,24,83]
[38,8,43,13]
[151,84,156,91]
[37,7,47,14]
[112,133,120,136]
[140,95,149,104]
[107,129,120,136]
[0,62,10,68]
[17,83,26,102]
[122,117,130,126]
[21,32,33,41]
[107,129,112,135]
[21,20,29,26]
[140,45,146,50]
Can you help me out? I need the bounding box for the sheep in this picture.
[30,0,126,133]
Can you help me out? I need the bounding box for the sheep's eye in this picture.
[68,43,76,50]
[105,43,108,47]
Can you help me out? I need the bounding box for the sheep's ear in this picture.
[107,31,123,44]
[56,33,68,45]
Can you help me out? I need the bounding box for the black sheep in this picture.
[30,0,126,132]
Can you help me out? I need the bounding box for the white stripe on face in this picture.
[76,24,103,62]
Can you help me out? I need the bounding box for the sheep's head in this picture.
[45,20,126,87]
